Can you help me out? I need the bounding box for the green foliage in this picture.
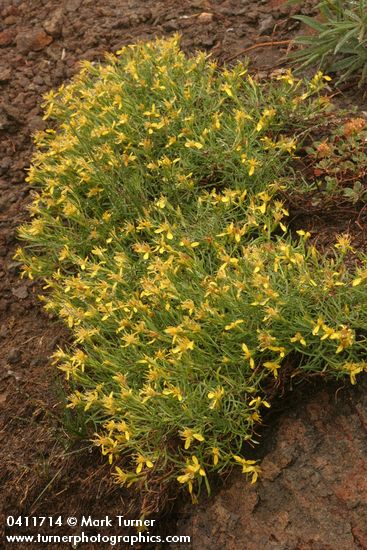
[292,0,367,85]
[299,115,367,204]
[16,37,367,500]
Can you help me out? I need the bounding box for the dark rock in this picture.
[7,261,21,275]
[111,17,130,29]
[259,15,275,35]
[163,20,179,32]
[200,35,215,48]
[8,348,21,364]
[16,29,53,54]
[0,103,22,131]
[28,116,45,133]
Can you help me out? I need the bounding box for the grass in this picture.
[292,0,367,86]
[16,36,367,501]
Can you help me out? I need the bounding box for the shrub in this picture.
[292,0,367,85]
[16,36,367,500]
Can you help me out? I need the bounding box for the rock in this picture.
[28,115,45,133]
[163,20,179,32]
[8,348,21,364]
[65,0,82,12]
[0,103,22,131]
[42,8,64,38]
[244,11,259,24]
[259,15,275,35]
[0,392,7,405]
[0,68,11,82]
[0,30,15,48]
[11,285,29,300]
[4,16,18,25]
[16,29,53,54]
[200,35,215,48]
[2,5,20,17]
[198,12,214,24]
[175,383,367,549]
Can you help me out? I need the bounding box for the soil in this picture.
[1,1,367,549]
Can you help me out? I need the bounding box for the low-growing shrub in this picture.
[16,36,367,500]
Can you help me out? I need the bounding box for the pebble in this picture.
[11,285,29,300]
[198,12,214,24]
[16,29,53,54]
[42,8,64,38]
[0,30,15,48]
[8,348,21,364]
[0,68,12,82]
[259,15,275,35]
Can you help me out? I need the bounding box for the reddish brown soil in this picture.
[1,1,367,549]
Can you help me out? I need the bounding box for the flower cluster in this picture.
[16,36,367,500]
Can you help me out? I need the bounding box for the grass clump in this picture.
[292,0,367,85]
[16,36,367,500]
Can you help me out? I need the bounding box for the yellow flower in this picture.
[156,196,167,209]
[275,68,295,86]
[225,319,244,331]
[207,386,225,409]
[221,83,233,97]
[171,337,195,355]
[113,467,140,487]
[233,456,260,484]
[180,299,196,315]
[330,325,354,353]
[180,428,205,450]
[320,325,336,340]
[177,455,206,494]
[162,385,183,401]
[290,332,307,347]
[352,268,367,286]
[249,397,271,409]
[242,343,255,369]
[185,140,203,150]
[154,222,174,240]
[217,222,246,243]
[312,317,325,336]
[263,361,281,378]
[132,242,152,260]
[179,238,200,248]
[247,158,260,177]
[164,324,184,343]
[120,332,140,347]
[256,108,276,132]
[135,454,154,474]
[212,447,220,466]
[343,362,366,385]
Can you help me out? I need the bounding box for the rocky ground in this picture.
[1,0,367,548]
